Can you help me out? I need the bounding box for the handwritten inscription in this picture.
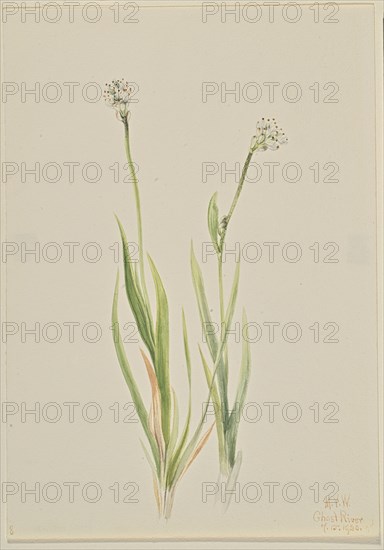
[313,495,370,536]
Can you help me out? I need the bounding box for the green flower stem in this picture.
[123,117,151,309]
[217,148,255,475]
[219,150,253,251]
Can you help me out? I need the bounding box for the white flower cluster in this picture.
[250,118,288,152]
[104,79,132,120]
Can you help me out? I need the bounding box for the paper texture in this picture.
[1,0,382,545]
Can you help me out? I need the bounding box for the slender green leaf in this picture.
[166,311,192,486]
[170,311,235,488]
[140,439,162,516]
[234,309,251,415]
[179,422,215,480]
[223,261,241,348]
[190,244,219,361]
[227,308,251,467]
[170,411,214,489]
[115,216,155,359]
[167,389,179,462]
[198,345,226,467]
[182,309,192,389]
[141,349,165,463]
[220,260,240,432]
[140,439,158,480]
[191,243,229,417]
[208,192,220,254]
[147,254,171,445]
[112,272,159,473]
[171,258,241,487]
[177,310,193,449]
[223,451,242,511]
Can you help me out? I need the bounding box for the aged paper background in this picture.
[1,0,382,545]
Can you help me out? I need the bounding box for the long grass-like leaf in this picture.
[192,244,240,429]
[190,244,219,361]
[179,310,192,444]
[140,349,165,463]
[222,450,242,512]
[116,216,155,359]
[226,309,251,467]
[171,418,215,490]
[170,321,233,488]
[219,260,240,432]
[167,389,179,461]
[179,422,215,480]
[191,244,230,421]
[233,309,251,414]
[147,254,171,446]
[140,440,162,516]
[112,272,159,472]
[166,311,192,486]
[182,309,192,390]
[172,260,241,485]
[198,345,226,471]
[140,439,158,477]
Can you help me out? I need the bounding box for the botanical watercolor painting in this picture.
[104,78,287,518]
[2,2,381,543]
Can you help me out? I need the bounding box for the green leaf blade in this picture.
[112,271,160,473]
[208,192,220,254]
[167,311,193,486]
[147,254,171,446]
[115,215,155,359]
[227,308,251,468]
[190,244,219,365]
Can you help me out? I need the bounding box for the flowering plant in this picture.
[106,79,214,519]
[191,118,288,499]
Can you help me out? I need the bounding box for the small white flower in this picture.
[250,118,288,152]
[104,78,132,120]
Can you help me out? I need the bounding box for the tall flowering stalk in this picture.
[191,119,288,488]
[106,79,214,519]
